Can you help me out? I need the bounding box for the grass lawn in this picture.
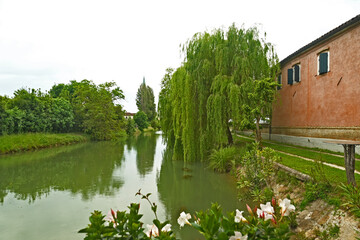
[234,134,360,172]
[234,134,360,185]
[0,133,89,154]
[277,152,360,185]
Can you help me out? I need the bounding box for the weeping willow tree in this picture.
[158,24,279,162]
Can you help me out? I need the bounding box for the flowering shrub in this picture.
[179,198,295,240]
[79,190,295,240]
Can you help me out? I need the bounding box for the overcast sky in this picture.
[0,0,359,112]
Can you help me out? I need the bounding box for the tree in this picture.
[125,118,136,136]
[158,24,279,162]
[136,78,156,121]
[50,80,125,140]
[134,111,149,131]
[240,78,279,142]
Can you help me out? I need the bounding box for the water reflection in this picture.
[0,141,125,204]
[157,148,243,239]
[127,133,158,177]
[0,134,242,240]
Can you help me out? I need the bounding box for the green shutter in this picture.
[294,65,300,82]
[287,69,293,85]
[277,75,282,90]
[319,52,328,74]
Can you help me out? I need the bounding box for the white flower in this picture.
[161,224,172,232]
[256,202,274,221]
[177,211,191,227]
[145,223,172,237]
[104,209,117,225]
[279,198,296,216]
[229,231,248,240]
[234,209,247,223]
[145,224,159,237]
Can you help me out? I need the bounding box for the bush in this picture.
[208,146,238,173]
[237,143,278,192]
[340,183,360,218]
[80,190,296,240]
[134,111,149,131]
[126,119,136,136]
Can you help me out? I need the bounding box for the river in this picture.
[0,133,243,239]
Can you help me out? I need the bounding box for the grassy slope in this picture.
[0,133,89,154]
[235,135,360,171]
[234,134,360,185]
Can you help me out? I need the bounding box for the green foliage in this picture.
[134,111,149,131]
[314,223,340,240]
[300,160,332,210]
[125,119,136,136]
[237,143,278,194]
[150,119,160,130]
[81,194,295,240]
[208,146,238,173]
[136,80,156,122]
[339,183,360,218]
[0,88,75,135]
[50,80,125,140]
[158,24,279,162]
[79,190,176,239]
[300,182,331,210]
[0,80,125,140]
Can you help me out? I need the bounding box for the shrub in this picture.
[126,119,136,136]
[339,183,360,218]
[80,191,296,240]
[208,146,238,173]
[238,143,278,192]
[134,111,149,131]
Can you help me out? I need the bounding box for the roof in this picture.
[280,14,360,66]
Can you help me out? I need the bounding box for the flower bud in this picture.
[272,197,276,207]
[246,204,253,216]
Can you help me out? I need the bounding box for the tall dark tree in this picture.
[136,77,156,121]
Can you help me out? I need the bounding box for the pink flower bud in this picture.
[271,218,277,225]
[246,204,253,216]
[272,197,276,207]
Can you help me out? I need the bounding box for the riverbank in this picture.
[232,135,360,239]
[0,133,89,154]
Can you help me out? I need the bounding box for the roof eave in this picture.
[280,14,360,67]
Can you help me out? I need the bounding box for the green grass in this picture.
[0,133,89,154]
[235,133,360,158]
[277,152,360,185]
[234,134,360,172]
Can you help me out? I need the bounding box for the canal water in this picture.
[0,133,243,239]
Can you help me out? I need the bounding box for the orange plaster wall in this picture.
[272,24,360,128]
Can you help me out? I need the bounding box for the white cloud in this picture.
[0,0,359,112]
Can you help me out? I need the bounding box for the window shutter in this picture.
[294,65,300,82]
[319,52,328,74]
[287,68,293,85]
[277,75,282,90]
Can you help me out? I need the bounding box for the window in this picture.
[277,74,282,90]
[294,64,301,82]
[318,51,330,75]
[287,68,293,85]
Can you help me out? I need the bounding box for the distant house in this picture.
[272,15,360,140]
[124,112,135,120]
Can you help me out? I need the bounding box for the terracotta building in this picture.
[272,14,360,140]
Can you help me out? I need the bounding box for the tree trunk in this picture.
[343,144,356,186]
[255,117,262,143]
[226,124,233,145]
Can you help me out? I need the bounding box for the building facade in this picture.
[272,15,360,140]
